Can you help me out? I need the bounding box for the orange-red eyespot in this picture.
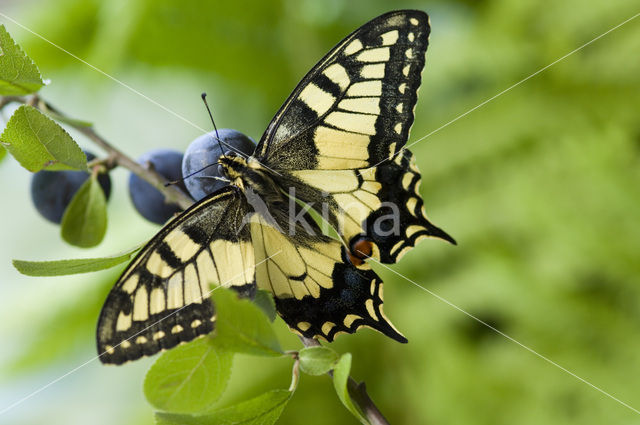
[348,237,374,266]
[348,252,364,266]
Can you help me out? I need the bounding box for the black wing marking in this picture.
[97,187,254,364]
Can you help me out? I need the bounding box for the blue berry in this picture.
[182,129,255,201]
[128,149,186,224]
[31,151,112,224]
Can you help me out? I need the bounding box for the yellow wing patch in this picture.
[250,213,345,300]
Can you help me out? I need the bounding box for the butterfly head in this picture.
[217,153,246,187]
[217,153,272,194]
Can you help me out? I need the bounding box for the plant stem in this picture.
[0,95,195,210]
[299,336,391,425]
[289,355,301,392]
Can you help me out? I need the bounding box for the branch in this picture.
[0,95,195,210]
[298,336,391,425]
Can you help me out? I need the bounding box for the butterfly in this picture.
[97,9,455,364]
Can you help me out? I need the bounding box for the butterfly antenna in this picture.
[201,93,247,158]
[201,93,224,154]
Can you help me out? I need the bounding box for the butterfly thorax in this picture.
[218,154,282,203]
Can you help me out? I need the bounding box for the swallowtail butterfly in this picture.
[97,10,455,364]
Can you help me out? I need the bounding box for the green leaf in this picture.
[155,390,292,425]
[298,346,339,376]
[12,245,140,276]
[333,353,368,425]
[0,145,5,163]
[144,338,233,414]
[0,25,45,95]
[252,289,277,322]
[210,289,282,357]
[0,105,86,171]
[60,174,107,248]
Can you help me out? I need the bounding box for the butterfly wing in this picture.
[97,187,254,364]
[248,202,406,343]
[255,10,454,263]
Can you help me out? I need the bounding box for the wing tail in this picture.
[276,255,407,343]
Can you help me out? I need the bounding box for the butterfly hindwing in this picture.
[255,10,454,263]
[97,187,255,364]
[248,207,405,343]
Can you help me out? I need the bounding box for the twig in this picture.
[0,95,195,210]
[347,381,391,425]
[298,336,391,425]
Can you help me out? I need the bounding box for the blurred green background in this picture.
[1,0,639,424]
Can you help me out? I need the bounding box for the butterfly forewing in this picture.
[256,10,429,165]
[97,188,255,364]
